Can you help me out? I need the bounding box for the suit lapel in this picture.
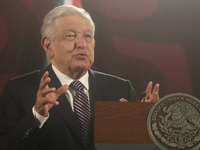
[44,64,87,149]
[89,69,102,102]
[88,69,102,119]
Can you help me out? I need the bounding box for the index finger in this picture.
[145,81,153,94]
[40,71,49,82]
[56,84,69,95]
[39,71,50,90]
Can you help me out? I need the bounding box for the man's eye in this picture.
[84,34,93,42]
[84,34,92,38]
[66,34,76,41]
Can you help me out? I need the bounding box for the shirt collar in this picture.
[52,64,89,90]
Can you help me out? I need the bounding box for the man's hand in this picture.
[119,81,159,103]
[35,71,68,117]
[119,98,128,102]
[142,81,159,102]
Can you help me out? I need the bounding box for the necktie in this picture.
[70,80,93,148]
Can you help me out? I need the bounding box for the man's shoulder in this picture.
[89,69,128,82]
[2,70,43,95]
[8,70,42,85]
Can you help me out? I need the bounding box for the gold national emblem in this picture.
[147,93,200,150]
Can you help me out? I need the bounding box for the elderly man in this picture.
[0,5,159,150]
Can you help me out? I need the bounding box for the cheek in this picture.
[89,44,95,57]
[89,49,95,63]
[54,43,74,57]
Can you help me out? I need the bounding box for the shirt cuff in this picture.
[32,106,49,128]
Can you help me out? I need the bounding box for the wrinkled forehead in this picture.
[53,15,95,35]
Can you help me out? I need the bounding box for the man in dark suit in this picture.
[0,5,159,150]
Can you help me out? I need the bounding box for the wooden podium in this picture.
[94,101,155,143]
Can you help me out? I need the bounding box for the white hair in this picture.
[41,5,95,40]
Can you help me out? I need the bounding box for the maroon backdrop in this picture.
[1,0,200,100]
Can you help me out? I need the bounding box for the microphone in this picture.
[142,91,147,102]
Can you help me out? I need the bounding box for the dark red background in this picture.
[1,0,200,100]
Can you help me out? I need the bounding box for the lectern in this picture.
[94,101,154,143]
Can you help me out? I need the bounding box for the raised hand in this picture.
[35,71,68,117]
[143,81,159,102]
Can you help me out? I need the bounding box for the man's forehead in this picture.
[54,16,94,32]
[55,15,91,25]
[65,29,93,34]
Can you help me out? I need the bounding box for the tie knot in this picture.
[70,80,84,91]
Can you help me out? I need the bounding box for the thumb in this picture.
[119,98,128,102]
[56,84,69,96]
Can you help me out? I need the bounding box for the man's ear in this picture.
[41,36,53,58]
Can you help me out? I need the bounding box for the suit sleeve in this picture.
[0,80,47,150]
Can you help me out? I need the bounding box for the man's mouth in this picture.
[79,53,86,56]
[75,53,88,58]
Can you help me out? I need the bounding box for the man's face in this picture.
[47,15,95,77]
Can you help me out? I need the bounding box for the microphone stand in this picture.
[142,91,147,102]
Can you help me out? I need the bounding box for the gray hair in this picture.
[41,5,95,40]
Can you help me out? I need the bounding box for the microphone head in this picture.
[142,91,147,98]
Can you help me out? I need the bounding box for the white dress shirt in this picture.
[32,64,90,128]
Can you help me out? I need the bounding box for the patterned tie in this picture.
[70,80,93,148]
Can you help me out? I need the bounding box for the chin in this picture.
[74,65,89,71]
[72,60,93,71]
[78,62,92,68]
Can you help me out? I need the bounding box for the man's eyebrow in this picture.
[83,30,94,36]
[64,29,93,36]
[65,29,75,33]
[84,30,93,33]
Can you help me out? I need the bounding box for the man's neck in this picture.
[69,69,87,79]
[51,64,88,79]
[52,64,89,90]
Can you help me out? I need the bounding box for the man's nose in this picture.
[75,36,87,49]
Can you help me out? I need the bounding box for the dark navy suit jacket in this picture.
[0,64,138,150]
